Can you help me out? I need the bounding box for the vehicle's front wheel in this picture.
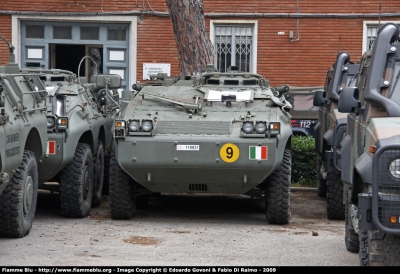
[0,151,38,238]
[345,188,359,253]
[264,149,291,225]
[359,230,400,266]
[60,143,93,218]
[109,146,136,219]
[326,168,345,220]
[92,140,104,208]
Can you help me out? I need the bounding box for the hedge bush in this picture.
[291,135,317,187]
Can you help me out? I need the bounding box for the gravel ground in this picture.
[0,189,359,266]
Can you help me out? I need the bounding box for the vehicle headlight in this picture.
[142,120,153,132]
[242,121,254,134]
[128,120,140,132]
[255,121,267,134]
[389,159,400,179]
[47,117,55,128]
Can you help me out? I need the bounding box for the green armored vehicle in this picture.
[0,37,47,237]
[22,63,121,217]
[313,52,359,220]
[338,22,400,265]
[110,65,293,224]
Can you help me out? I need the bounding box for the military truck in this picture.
[22,62,121,218]
[287,86,322,137]
[0,37,47,237]
[338,22,400,266]
[313,52,360,220]
[109,65,293,224]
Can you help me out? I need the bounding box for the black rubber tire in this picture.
[136,195,150,209]
[0,151,38,238]
[109,146,136,219]
[91,140,104,208]
[59,143,94,218]
[345,188,359,253]
[316,155,327,198]
[326,169,345,220]
[102,142,112,195]
[265,149,291,225]
[359,230,370,266]
[359,230,400,266]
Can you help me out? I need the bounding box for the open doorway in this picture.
[50,44,103,82]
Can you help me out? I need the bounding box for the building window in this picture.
[211,21,257,74]
[80,26,99,40]
[53,26,72,40]
[364,22,400,53]
[214,26,253,73]
[26,25,44,39]
[108,27,126,41]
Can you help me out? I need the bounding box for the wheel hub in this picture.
[23,174,34,216]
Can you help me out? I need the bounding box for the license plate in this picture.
[177,145,199,151]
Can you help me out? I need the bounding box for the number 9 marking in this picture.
[219,143,240,163]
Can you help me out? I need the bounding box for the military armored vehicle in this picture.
[22,61,121,217]
[338,22,400,266]
[110,65,293,224]
[0,37,47,237]
[313,52,360,220]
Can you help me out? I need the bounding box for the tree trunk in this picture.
[166,0,214,78]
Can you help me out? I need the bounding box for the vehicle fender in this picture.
[354,152,372,185]
[315,122,322,154]
[340,134,352,185]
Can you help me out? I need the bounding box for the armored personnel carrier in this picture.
[0,37,47,237]
[338,22,400,266]
[313,52,359,220]
[110,65,293,224]
[22,62,121,217]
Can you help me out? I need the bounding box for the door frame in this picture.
[12,15,137,88]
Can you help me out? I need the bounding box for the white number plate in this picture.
[177,145,199,151]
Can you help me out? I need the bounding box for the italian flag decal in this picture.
[249,146,268,160]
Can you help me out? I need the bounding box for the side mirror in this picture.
[338,87,361,113]
[313,90,327,107]
[96,74,122,89]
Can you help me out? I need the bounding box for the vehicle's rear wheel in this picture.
[345,188,359,252]
[359,230,400,266]
[316,155,327,198]
[60,143,93,218]
[92,140,104,208]
[109,146,136,219]
[326,169,345,220]
[264,149,291,225]
[0,151,38,238]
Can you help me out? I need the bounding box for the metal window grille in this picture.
[215,26,253,73]
[367,25,400,51]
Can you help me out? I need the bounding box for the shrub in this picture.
[291,135,317,187]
